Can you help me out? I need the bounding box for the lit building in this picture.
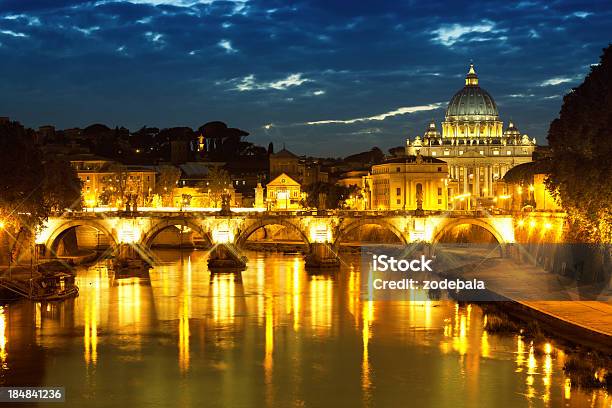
[364,153,449,211]
[269,147,327,188]
[270,148,300,180]
[502,161,562,211]
[407,64,536,203]
[70,155,156,207]
[266,173,302,210]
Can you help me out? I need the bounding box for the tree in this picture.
[99,164,140,208]
[42,158,83,212]
[546,44,612,243]
[302,182,360,209]
[198,166,231,208]
[0,122,47,226]
[0,121,48,264]
[154,165,181,206]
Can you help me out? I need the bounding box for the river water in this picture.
[0,250,609,407]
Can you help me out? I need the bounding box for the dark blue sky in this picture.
[0,0,610,156]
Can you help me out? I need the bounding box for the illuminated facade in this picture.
[407,64,536,202]
[364,154,449,211]
[70,156,156,207]
[266,173,302,210]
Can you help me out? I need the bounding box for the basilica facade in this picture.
[406,64,536,206]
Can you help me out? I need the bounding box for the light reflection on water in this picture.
[0,249,609,407]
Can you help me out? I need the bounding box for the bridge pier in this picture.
[305,243,340,270]
[208,243,247,271]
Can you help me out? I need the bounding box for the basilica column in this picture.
[475,167,480,198]
[463,167,468,194]
[483,164,491,197]
[487,165,493,196]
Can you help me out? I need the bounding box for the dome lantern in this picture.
[465,63,478,86]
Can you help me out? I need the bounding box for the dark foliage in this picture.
[546,44,612,243]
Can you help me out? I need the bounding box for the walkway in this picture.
[454,256,612,347]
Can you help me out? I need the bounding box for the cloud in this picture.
[507,93,535,98]
[528,29,539,39]
[0,29,27,37]
[571,11,592,19]
[99,0,246,6]
[539,77,575,86]
[430,20,503,47]
[234,73,310,91]
[145,31,165,48]
[305,103,444,125]
[3,14,40,26]
[311,89,325,96]
[74,26,100,36]
[218,39,236,53]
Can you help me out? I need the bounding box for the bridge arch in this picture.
[140,218,212,248]
[236,218,311,251]
[45,220,117,256]
[431,218,506,245]
[333,218,408,250]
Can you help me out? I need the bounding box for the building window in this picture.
[437,187,442,195]
[459,150,464,155]
[444,150,450,156]
[437,167,442,172]
[493,150,500,155]
[507,150,512,155]
[432,151,437,156]
[396,199,401,204]
[396,167,401,173]
[396,187,401,196]
[479,150,484,155]
[438,198,442,204]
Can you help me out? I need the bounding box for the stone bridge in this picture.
[35,210,517,259]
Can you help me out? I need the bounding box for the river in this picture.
[0,250,609,407]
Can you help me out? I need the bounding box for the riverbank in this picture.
[451,257,612,352]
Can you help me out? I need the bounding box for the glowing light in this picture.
[544,222,552,229]
[517,219,525,227]
[0,221,5,229]
[529,220,537,228]
[179,293,190,373]
[544,342,552,354]
[528,185,535,192]
[0,306,7,362]
[310,224,331,243]
[452,193,471,200]
[212,228,234,244]
[118,227,140,243]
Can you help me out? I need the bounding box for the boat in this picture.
[31,285,79,301]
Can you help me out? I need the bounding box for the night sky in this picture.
[0,0,610,156]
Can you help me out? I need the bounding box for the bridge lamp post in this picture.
[0,220,10,279]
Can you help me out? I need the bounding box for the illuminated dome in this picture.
[445,64,499,120]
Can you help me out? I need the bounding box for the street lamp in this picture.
[0,220,10,279]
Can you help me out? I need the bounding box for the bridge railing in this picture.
[51,208,518,219]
